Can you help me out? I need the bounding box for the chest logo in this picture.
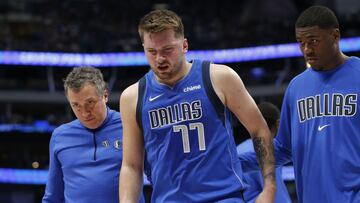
[318,124,330,131]
[102,140,109,148]
[183,84,201,92]
[149,93,164,102]
[114,140,122,149]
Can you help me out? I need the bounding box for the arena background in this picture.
[0,0,360,202]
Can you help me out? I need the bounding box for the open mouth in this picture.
[157,65,169,71]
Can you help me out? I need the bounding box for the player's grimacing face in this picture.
[67,83,108,129]
[296,26,339,71]
[143,29,188,82]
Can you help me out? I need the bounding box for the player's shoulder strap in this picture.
[135,76,151,179]
[136,76,146,131]
[201,60,226,123]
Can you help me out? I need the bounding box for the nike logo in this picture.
[149,94,164,102]
[318,124,330,131]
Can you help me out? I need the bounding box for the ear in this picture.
[103,90,109,102]
[332,28,340,42]
[183,38,189,53]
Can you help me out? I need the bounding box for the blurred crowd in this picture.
[1,0,359,53]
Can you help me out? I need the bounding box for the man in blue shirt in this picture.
[237,102,291,203]
[240,6,360,203]
[42,67,144,203]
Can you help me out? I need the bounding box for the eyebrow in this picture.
[145,44,177,50]
[70,97,95,104]
[84,98,96,102]
[296,34,320,40]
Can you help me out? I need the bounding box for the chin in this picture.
[311,66,321,71]
[83,121,100,129]
[309,62,320,68]
[309,62,320,70]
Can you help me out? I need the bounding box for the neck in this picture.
[333,52,349,68]
[320,52,349,71]
[338,51,348,62]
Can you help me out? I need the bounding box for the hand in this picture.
[255,184,276,203]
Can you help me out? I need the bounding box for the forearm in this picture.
[251,131,276,189]
[119,165,143,203]
[239,139,292,172]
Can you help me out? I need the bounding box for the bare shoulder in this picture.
[120,82,139,115]
[208,63,246,106]
[209,63,242,91]
[120,82,139,103]
[210,63,239,79]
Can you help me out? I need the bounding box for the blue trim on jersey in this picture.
[136,76,146,130]
[138,60,246,202]
[201,60,226,124]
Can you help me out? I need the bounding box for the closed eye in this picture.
[146,49,157,56]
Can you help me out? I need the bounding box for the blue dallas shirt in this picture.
[274,56,360,203]
[137,60,246,202]
[42,108,145,203]
[237,139,291,203]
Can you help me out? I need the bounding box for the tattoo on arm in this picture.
[264,171,276,182]
[253,137,275,182]
[253,137,267,168]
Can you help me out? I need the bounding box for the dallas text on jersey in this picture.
[148,100,203,129]
[297,93,357,122]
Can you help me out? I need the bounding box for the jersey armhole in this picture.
[201,60,226,123]
[136,77,146,131]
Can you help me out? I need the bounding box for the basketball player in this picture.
[240,6,360,203]
[42,67,144,203]
[237,102,291,203]
[119,9,276,202]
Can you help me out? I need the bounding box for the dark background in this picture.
[1,0,360,202]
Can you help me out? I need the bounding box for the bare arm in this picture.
[119,83,144,203]
[210,64,276,201]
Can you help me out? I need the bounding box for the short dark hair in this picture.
[64,66,107,97]
[138,9,184,43]
[258,102,280,129]
[295,5,339,29]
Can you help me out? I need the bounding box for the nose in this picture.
[303,43,314,55]
[156,54,165,64]
[80,107,91,118]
